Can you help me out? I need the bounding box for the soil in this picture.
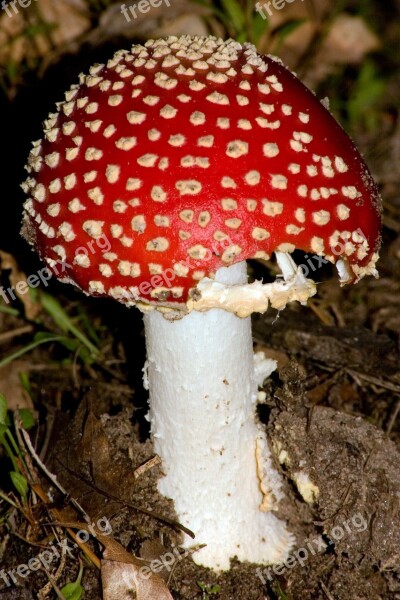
[0,1,400,599]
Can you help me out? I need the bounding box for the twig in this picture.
[39,412,55,461]
[37,552,68,600]
[20,428,90,523]
[346,369,400,394]
[134,455,161,479]
[72,346,81,388]
[387,399,400,435]
[35,527,70,599]
[307,300,334,326]
[19,425,104,568]
[0,325,33,344]
[320,581,335,600]
[166,545,203,586]
[13,412,39,509]
[330,302,346,327]
[313,482,354,525]
[57,457,195,539]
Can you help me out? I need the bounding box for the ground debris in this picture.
[254,310,399,377]
[268,384,400,599]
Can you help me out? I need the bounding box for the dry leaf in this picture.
[265,0,311,30]
[0,0,89,68]
[272,21,318,68]
[0,251,40,319]
[254,345,289,370]
[305,13,380,87]
[0,360,34,412]
[101,559,174,600]
[79,410,112,483]
[100,534,174,600]
[321,14,380,64]
[140,539,171,582]
[34,0,90,55]
[0,9,26,64]
[95,0,209,43]
[152,13,208,38]
[78,410,139,492]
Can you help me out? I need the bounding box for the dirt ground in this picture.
[0,0,400,598]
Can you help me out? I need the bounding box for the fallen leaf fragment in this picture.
[322,13,380,64]
[101,536,174,600]
[0,360,34,412]
[305,13,381,87]
[0,250,40,319]
[101,559,174,600]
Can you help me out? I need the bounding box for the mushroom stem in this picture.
[143,261,294,570]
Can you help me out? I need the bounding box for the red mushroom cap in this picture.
[22,35,382,309]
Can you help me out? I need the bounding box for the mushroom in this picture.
[21,36,382,570]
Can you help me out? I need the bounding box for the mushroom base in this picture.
[143,262,294,570]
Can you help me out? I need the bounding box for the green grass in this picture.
[60,563,84,600]
[0,287,102,370]
[197,580,222,598]
[0,393,35,510]
[194,0,269,45]
[327,60,387,134]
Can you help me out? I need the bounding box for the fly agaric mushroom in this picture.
[21,36,381,570]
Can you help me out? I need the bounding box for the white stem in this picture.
[143,262,294,570]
